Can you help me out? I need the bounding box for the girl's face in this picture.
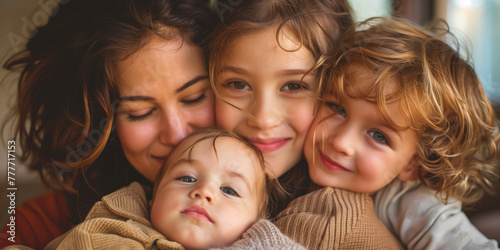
[304,66,418,193]
[214,27,317,178]
[115,35,214,182]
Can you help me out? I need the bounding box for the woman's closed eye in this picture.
[326,102,346,117]
[181,90,207,105]
[223,80,251,91]
[127,108,156,121]
[220,186,240,197]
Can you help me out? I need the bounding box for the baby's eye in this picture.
[281,82,305,91]
[225,81,250,90]
[326,102,346,117]
[368,131,388,145]
[177,176,196,183]
[220,187,239,197]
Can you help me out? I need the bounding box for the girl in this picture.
[209,0,353,210]
[276,17,500,249]
[1,0,216,248]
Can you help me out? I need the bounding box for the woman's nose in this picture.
[159,108,191,146]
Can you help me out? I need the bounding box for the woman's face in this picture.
[115,35,214,182]
[214,27,317,178]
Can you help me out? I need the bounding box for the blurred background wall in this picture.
[1,0,499,242]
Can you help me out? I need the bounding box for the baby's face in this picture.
[150,135,262,249]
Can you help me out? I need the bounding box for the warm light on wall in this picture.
[453,0,485,8]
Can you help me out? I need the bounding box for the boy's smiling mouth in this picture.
[319,151,350,172]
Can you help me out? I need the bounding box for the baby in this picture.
[149,127,269,249]
[45,128,302,249]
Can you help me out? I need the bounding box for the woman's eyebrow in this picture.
[118,96,155,102]
[176,75,209,93]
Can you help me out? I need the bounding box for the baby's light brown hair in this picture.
[320,17,500,204]
[151,127,279,218]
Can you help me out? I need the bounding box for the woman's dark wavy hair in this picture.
[2,0,216,220]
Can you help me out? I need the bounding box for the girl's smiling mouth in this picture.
[248,137,290,153]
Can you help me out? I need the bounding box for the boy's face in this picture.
[150,135,262,249]
[214,26,317,178]
[304,66,419,193]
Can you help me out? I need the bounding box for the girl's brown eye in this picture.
[281,82,303,91]
[225,81,250,90]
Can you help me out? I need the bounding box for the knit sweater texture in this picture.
[40,182,303,250]
[273,187,404,249]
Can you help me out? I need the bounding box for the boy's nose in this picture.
[328,124,356,157]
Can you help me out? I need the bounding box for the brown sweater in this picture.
[273,187,404,250]
[41,182,303,250]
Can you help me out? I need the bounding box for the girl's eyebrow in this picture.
[218,66,316,77]
[278,69,317,76]
[218,66,247,75]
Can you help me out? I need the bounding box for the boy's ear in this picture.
[398,157,420,181]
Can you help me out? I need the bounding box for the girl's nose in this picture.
[247,93,281,130]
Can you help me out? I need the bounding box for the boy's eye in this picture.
[177,176,196,183]
[368,131,388,145]
[225,81,250,90]
[281,82,304,91]
[220,187,239,197]
[326,102,346,117]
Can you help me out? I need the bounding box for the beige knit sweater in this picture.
[42,182,303,250]
[273,187,404,250]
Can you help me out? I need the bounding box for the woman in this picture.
[1,0,216,248]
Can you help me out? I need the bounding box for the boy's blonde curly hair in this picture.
[320,17,500,204]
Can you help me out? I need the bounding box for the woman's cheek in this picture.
[115,120,159,154]
[196,99,216,127]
